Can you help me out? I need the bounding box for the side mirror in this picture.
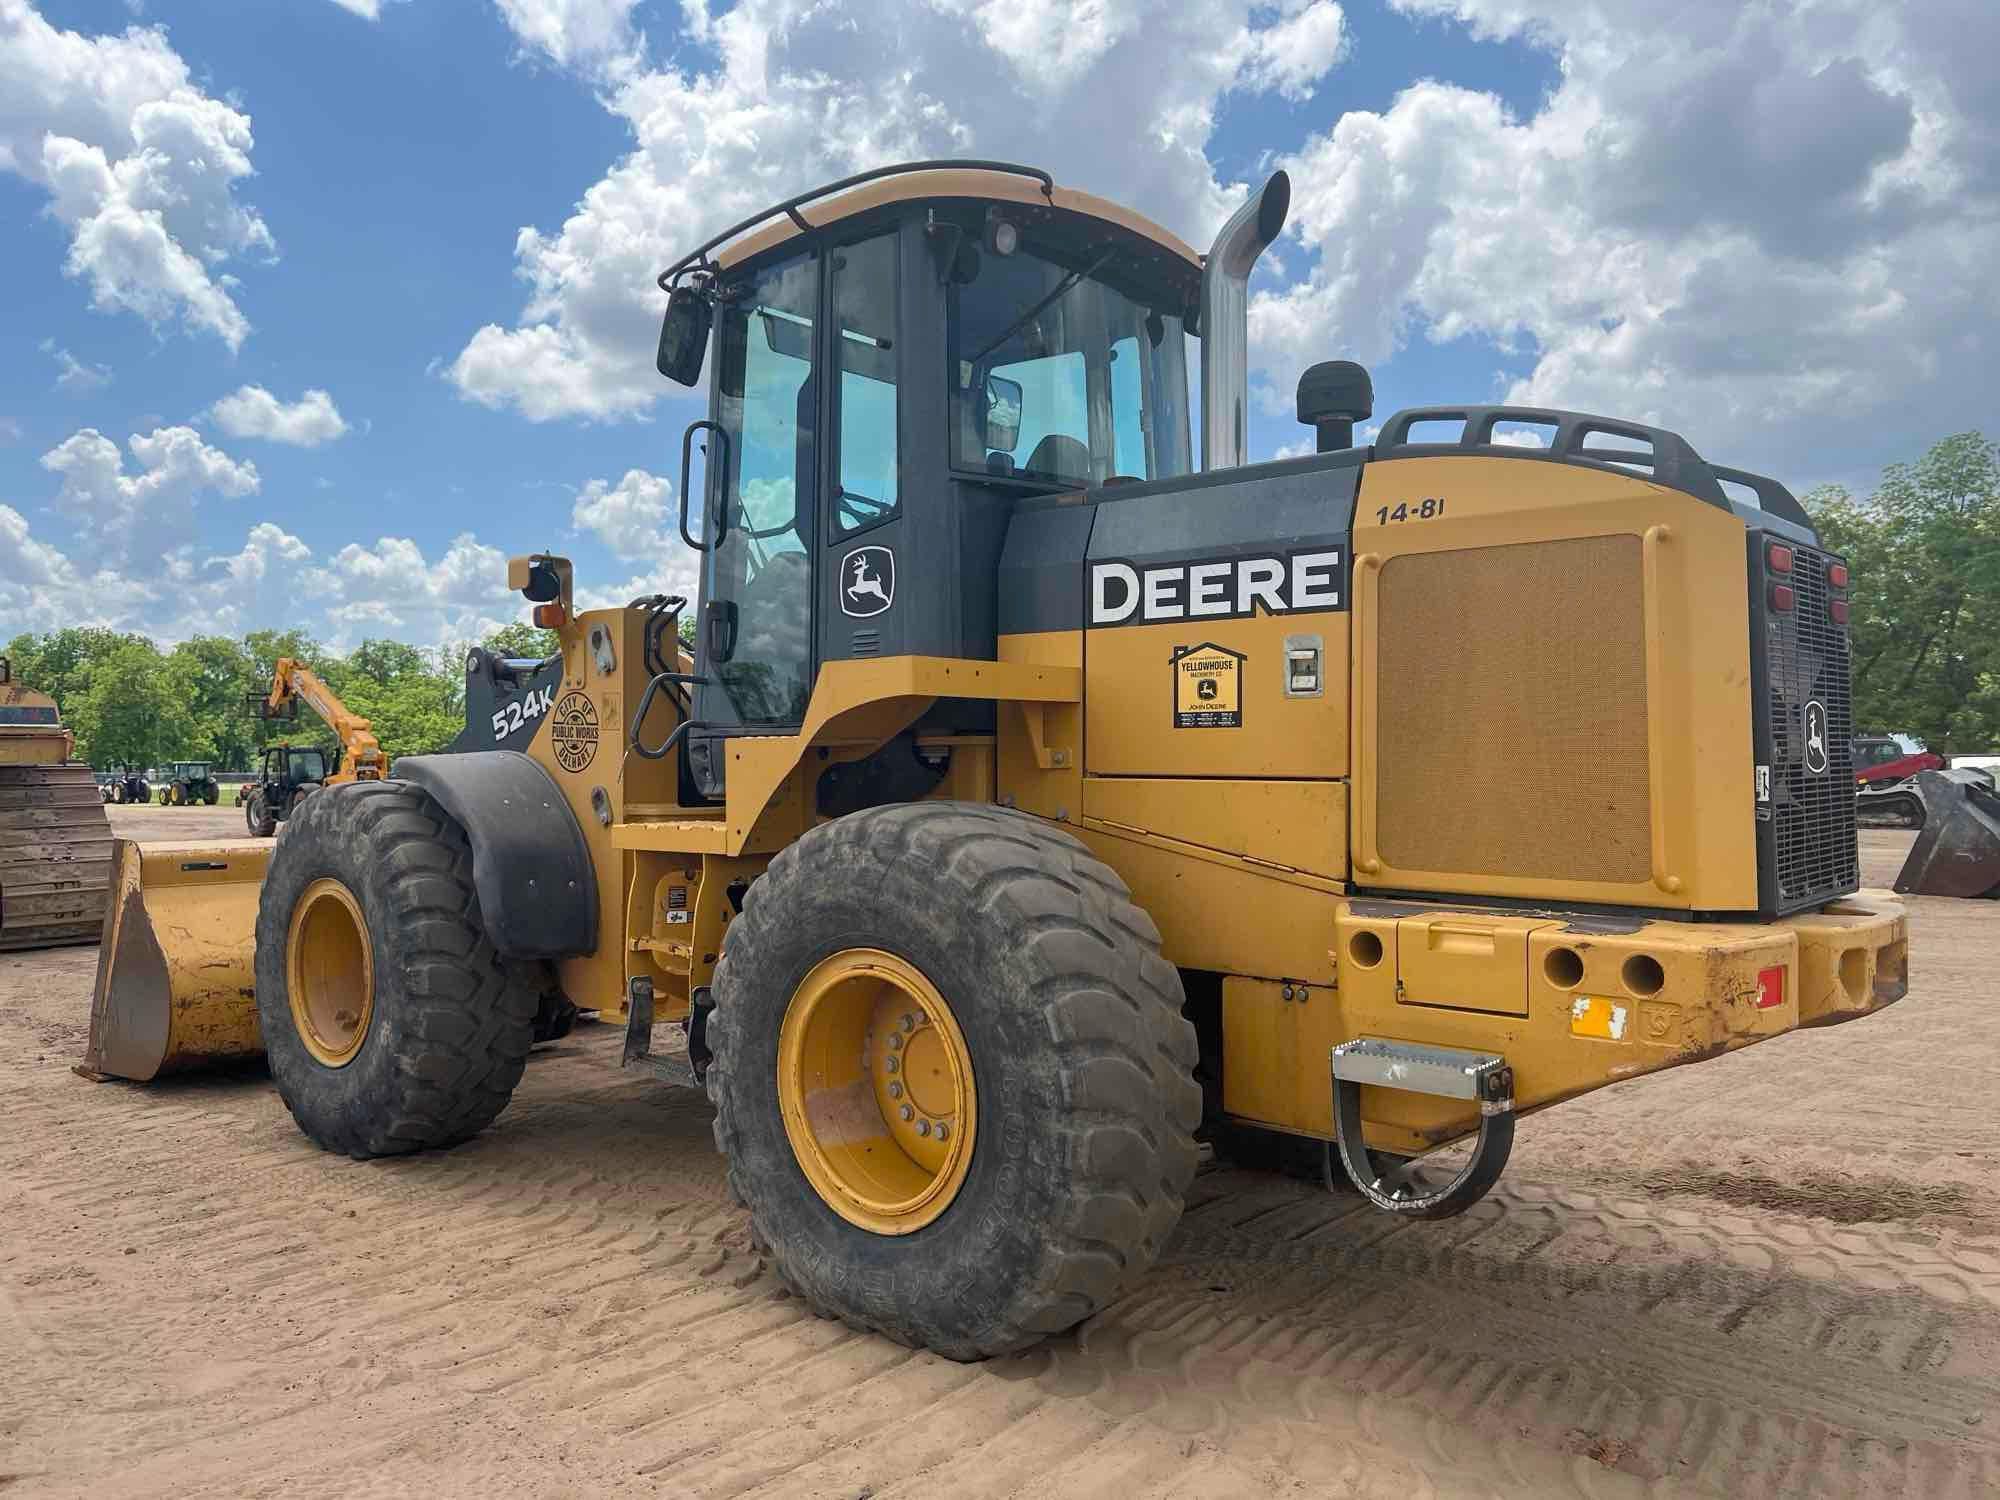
[656,285,712,386]
[980,374,1023,453]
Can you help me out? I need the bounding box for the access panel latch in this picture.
[1329,1038,1516,1219]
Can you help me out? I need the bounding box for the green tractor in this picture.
[157,761,221,807]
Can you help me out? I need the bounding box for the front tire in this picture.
[255,779,539,1157]
[245,790,277,838]
[707,802,1201,1360]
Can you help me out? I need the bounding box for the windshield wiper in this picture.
[969,248,1116,365]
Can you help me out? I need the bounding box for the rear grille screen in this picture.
[1374,536,1651,884]
[1766,547,1859,909]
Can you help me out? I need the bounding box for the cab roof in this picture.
[659,161,1202,287]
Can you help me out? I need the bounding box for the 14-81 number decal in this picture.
[1375,497,1446,524]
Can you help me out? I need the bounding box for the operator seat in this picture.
[1023,432,1091,484]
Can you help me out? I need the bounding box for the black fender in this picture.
[393,751,598,959]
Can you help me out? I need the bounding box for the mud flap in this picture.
[1893,769,2000,899]
[79,839,269,1082]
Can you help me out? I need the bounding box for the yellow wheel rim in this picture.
[286,877,375,1068]
[777,949,977,1235]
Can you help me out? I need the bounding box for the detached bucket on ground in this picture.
[80,839,270,1082]
[1893,769,2000,900]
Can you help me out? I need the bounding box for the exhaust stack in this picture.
[1200,170,1290,472]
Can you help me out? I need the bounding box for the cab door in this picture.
[689,244,821,793]
[818,230,909,663]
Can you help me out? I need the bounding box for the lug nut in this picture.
[901,1013,915,1032]
[884,1056,899,1074]
[917,1120,931,1137]
[899,1104,914,1122]
[935,1122,950,1142]
[889,1081,903,1099]
[889,1033,903,1050]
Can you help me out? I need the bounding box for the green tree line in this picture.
[1807,431,2000,755]
[2,622,558,771]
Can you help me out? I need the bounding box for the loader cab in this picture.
[658,165,1202,797]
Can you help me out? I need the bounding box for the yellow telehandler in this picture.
[240,657,389,836]
[84,162,1908,1359]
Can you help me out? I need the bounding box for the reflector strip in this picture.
[1756,965,1785,1009]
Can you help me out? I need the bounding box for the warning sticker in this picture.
[551,691,601,773]
[1171,642,1244,729]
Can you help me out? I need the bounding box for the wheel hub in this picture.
[778,949,976,1234]
[286,877,375,1068]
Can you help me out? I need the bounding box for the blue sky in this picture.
[1,0,1992,648]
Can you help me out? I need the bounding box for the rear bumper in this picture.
[1781,891,1909,1024]
[1323,891,1908,1154]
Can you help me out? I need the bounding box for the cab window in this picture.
[832,233,899,536]
[948,245,1190,486]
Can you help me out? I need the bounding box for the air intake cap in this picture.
[1297,360,1373,452]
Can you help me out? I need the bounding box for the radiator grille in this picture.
[1375,536,1652,885]
[1767,547,1859,909]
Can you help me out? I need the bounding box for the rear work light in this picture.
[1767,543,1794,574]
[1756,965,1786,1010]
[1829,599,1850,625]
[1827,561,1849,589]
[1769,583,1795,612]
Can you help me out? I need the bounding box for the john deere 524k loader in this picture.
[86,163,1908,1359]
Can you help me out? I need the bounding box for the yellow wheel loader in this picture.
[0,658,114,949]
[86,162,1909,1359]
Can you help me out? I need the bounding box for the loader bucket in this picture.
[1893,769,2000,900]
[80,838,270,1082]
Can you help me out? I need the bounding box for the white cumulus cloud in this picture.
[569,467,701,606]
[40,424,259,568]
[571,467,672,559]
[0,0,273,347]
[1251,0,2000,481]
[451,0,1353,423]
[209,385,351,447]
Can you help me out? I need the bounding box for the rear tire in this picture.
[255,779,539,1157]
[707,801,1201,1360]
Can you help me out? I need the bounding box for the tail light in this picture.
[1766,543,1794,574]
[1829,599,1850,625]
[1827,561,1849,589]
[1756,965,1786,1009]
[1768,583,1795,612]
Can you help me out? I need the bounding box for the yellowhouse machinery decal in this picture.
[1171,642,1244,728]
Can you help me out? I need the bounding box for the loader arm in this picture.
[263,658,387,781]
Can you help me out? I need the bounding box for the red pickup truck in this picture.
[1853,735,1945,786]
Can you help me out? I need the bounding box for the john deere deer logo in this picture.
[840,546,895,618]
[1803,700,1829,775]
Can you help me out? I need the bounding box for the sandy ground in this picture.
[0,814,1994,1499]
